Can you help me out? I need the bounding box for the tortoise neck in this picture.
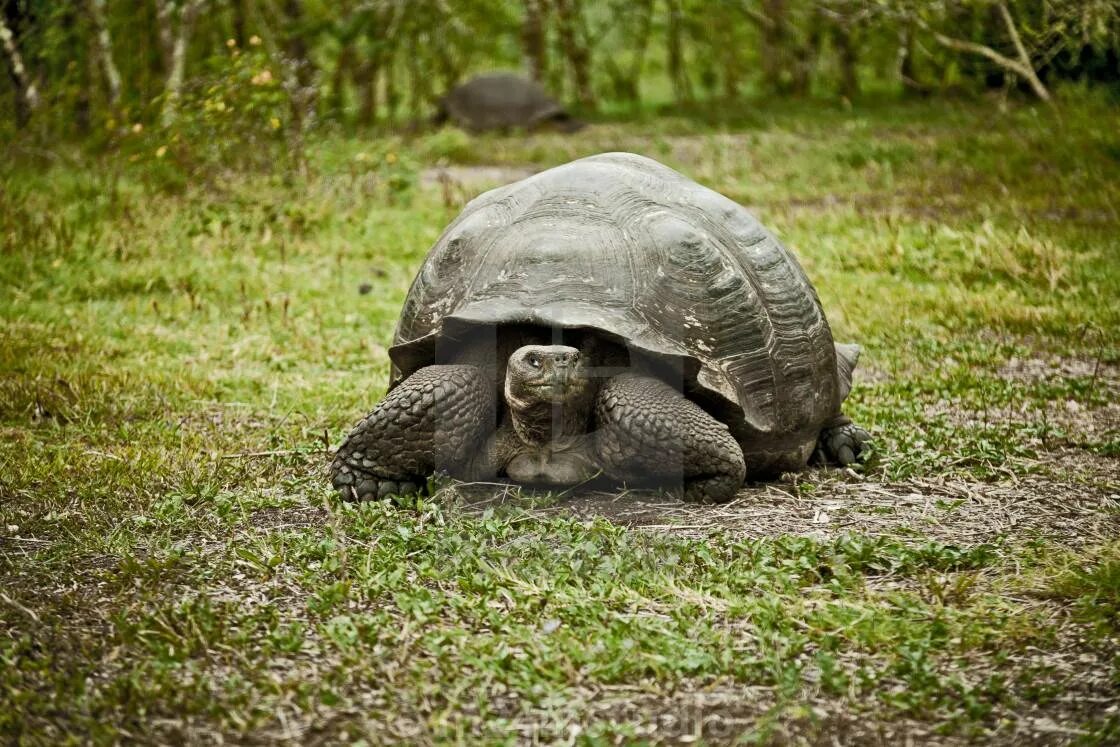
[504,386,594,448]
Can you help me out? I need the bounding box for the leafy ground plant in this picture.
[2,95,1119,744]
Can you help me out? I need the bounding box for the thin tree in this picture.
[896,20,924,93]
[158,0,206,125]
[598,0,652,102]
[357,15,391,125]
[759,0,790,93]
[926,0,1051,101]
[355,0,401,127]
[554,0,595,108]
[522,0,548,81]
[281,0,317,131]
[328,2,358,120]
[429,0,471,93]
[818,3,864,99]
[626,0,654,101]
[87,0,122,106]
[665,0,691,103]
[0,11,39,120]
[232,0,251,46]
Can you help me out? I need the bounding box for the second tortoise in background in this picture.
[332,152,869,503]
[434,72,583,133]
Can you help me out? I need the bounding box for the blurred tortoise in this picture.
[434,72,582,132]
[331,152,869,504]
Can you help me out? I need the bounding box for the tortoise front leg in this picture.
[593,373,746,503]
[330,365,495,501]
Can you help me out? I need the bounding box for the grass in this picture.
[2,93,1119,743]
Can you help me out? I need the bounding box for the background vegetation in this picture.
[3,0,1119,140]
[2,0,1119,744]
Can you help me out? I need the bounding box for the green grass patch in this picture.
[2,95,1118,742]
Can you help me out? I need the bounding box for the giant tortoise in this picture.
[435,72,582,132]
[331,152,869,503]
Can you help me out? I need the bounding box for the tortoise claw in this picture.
[813,419,871,467]
[333,471,425,503]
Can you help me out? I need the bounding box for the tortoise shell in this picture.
[390,152,847,459]
[438,72,575,131]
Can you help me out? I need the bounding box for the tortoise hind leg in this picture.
[330,365,495,501]
[812,414,871,467]
[594,373,746,503]
[813,342,871,467]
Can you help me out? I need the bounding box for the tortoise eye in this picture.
[526,353,541,368]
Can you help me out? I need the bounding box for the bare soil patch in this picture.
[420,165,537,190]
[449,454,1118,549]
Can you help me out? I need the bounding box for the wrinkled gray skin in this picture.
[435,72,583,133]
[331,153,870,504]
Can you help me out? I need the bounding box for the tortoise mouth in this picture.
[533,382,577,395]
[520,378,587,400]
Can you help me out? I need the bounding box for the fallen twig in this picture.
[0,591,41,623]
[0,535,50,544]
[220,449,327,460]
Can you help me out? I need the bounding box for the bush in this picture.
[114,38,293,190]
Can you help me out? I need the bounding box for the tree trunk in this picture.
[405,28,427,123]
[833,18,858,99]
[760,0,788,94]
[721,54,740,100]
[330,42,355,121]
[356,2,398,127]
[384,48,399,126]
[282,0,318,133]
[326,0,355,121]
[232,0,251,46]
[161,0,205,126]
[88,0,123,106]
[626,0,653,101]
[665,0,691,104]
[432,0,473,85]
[0,11,39,120]
[897,22,916,90]
[929,2,1051,102]
[522,0,547,82]
[75,17,94,132]
[356,58,379,126]
[154,0,175,73]
[554,0,594,108]
[995,1,1050,102]
[790,7,822,97]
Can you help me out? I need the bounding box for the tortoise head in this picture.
[504,344,595,447]
[504,345,588,407]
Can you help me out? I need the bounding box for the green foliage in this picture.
[3,0,1120,143]
[116,40,291,188]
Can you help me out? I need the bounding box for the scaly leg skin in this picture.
[330,365,495,501]
[594,373,746,504]
[812,414,871,467]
